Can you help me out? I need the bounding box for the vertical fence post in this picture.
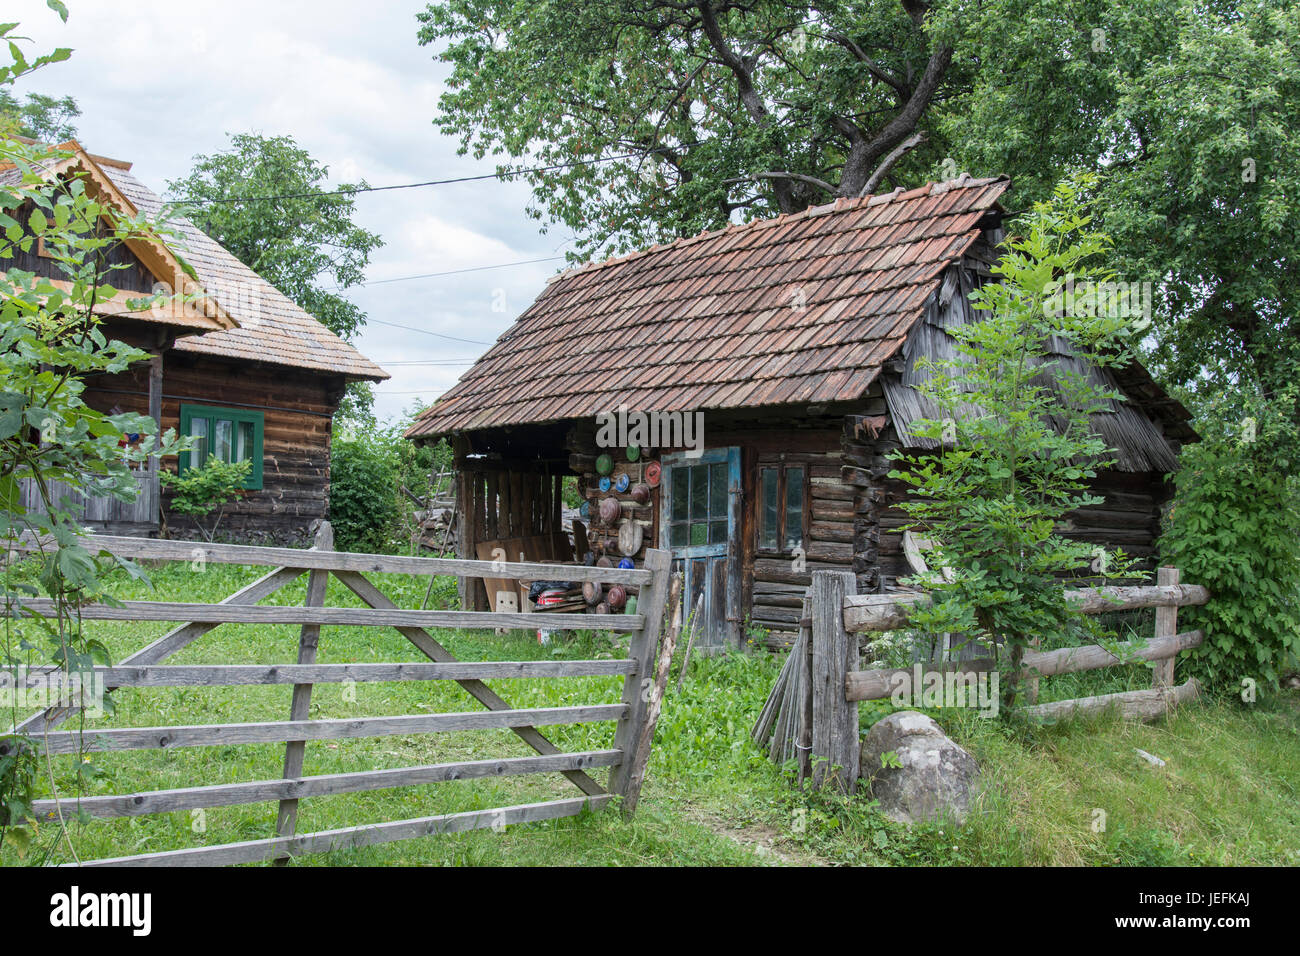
[796,590,814,786]
[1153,566,1179,688]
[810,570,859,793]
[274,521,333,859]
[610,547,672,808]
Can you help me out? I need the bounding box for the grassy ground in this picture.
[3,560,1297,866]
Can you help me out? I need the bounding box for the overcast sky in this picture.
[10,0,574,424]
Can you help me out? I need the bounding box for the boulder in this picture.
[860,711,980,825]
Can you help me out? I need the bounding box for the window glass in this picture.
[189,418,208,469]
[785,466,805,551]
[690,466,708,520]
[709,461,727,517]
[669,522,688,547]
[236,420,255,462]
[689,522,708,546]
[214,419,233,463]
[760,467,779,551]
[709,518,728,545]
[671,468,689,522]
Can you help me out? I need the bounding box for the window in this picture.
[757,463,806,553]
[666,459,730,549]
[178,404,264,490]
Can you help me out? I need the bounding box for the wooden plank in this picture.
[1022,678,1200,723]
[844,630,1204,702]
[332,569,607,797]
[810,570,858,791]
[620,572,682,815]
[70,796,612,867]
[841,582,1210,633]
[31,751,622,820]
[3,565,305,744]
[609,548,673,803]
[39,704,627,754]
[12,599,645,633]
[34,659,636,687]
[1152,567,1178,688]
[13,534,653,585]
[276,546,331,849]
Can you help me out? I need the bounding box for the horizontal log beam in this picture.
[31,750,622,820]
[844,630,1204,702]
[8,659,636,688]
[70,796,612,867]
[39,703,627,754]
[1021,677,1200,723]
[842,583,1210,633]
[12,599,643,633]
[11,534,651,586]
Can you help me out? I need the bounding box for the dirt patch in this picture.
[682,804,828,866]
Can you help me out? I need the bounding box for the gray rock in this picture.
[859,711,980,825]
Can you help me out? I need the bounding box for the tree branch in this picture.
[860,130,928,197]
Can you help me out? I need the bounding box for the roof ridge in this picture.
[544,174,1007,285]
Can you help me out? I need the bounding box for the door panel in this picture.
[661,447,740,648]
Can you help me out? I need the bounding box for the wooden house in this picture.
[405,175,1195,650]
[2,140,388,543]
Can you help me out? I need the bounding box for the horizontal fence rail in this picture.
[3,526,676,865]
[8,533,653,586]
[5,659,636,688]
[755,567,1211,793]
[14,598,645,633]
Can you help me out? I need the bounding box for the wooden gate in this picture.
[3,527,673,865]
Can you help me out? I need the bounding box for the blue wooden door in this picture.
[659,447,741,648]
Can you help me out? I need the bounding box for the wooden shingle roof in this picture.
[407,175,1009,439]
[99,163,388,382]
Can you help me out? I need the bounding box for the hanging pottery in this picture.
[607,585,628,610]
[617,557,635,570]
[630,482,651,505]
[583,580,603,605]
[579,499,590,518]
[644,460,662,487]
[617,518,643,556]
[614,473,630,493]
[598,475,612,492]
[626,444,640,462]
[595,453,614,476]
[595,602,611,615]
[599,496,621,524]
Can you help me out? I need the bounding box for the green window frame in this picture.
[178,404,264,490]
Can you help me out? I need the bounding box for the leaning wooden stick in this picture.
[621,573,683,816]
[675,592,705,692]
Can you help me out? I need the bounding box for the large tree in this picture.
[419,0,965,257]
[421,0,1300,428]
[166,133,384,343]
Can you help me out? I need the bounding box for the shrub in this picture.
[1159,388,1300,691]
[330,429,402,554]
[160,455,251,541]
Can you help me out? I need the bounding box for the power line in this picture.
[364,316,496,346]
[372,360,475,366]
[183,146,692,206]
[337,254,565,291]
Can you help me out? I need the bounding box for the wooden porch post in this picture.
[810,570,859,792]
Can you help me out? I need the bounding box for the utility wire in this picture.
[184,146,693,206]
[364,316,496,346]
[334,254,565,291]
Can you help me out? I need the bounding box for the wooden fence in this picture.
[2,525,674,865]
[753,567,1210,792]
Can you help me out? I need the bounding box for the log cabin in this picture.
[2,140,388,544]
[405,175,1195,650]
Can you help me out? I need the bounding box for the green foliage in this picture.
[418,0,959,258]
[1159,388,1300,690]
[160,455,251,542]
[1,9,186,858]
[166,133,384,341]
[888,176,1143,709]
[0,89,79,141]
[330,428,403,554]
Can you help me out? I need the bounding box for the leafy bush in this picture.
[330,429,402,554]
[1159,387,1300,690]
[160,455,250,541]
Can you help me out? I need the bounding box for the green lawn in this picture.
[3,560,1297,866]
